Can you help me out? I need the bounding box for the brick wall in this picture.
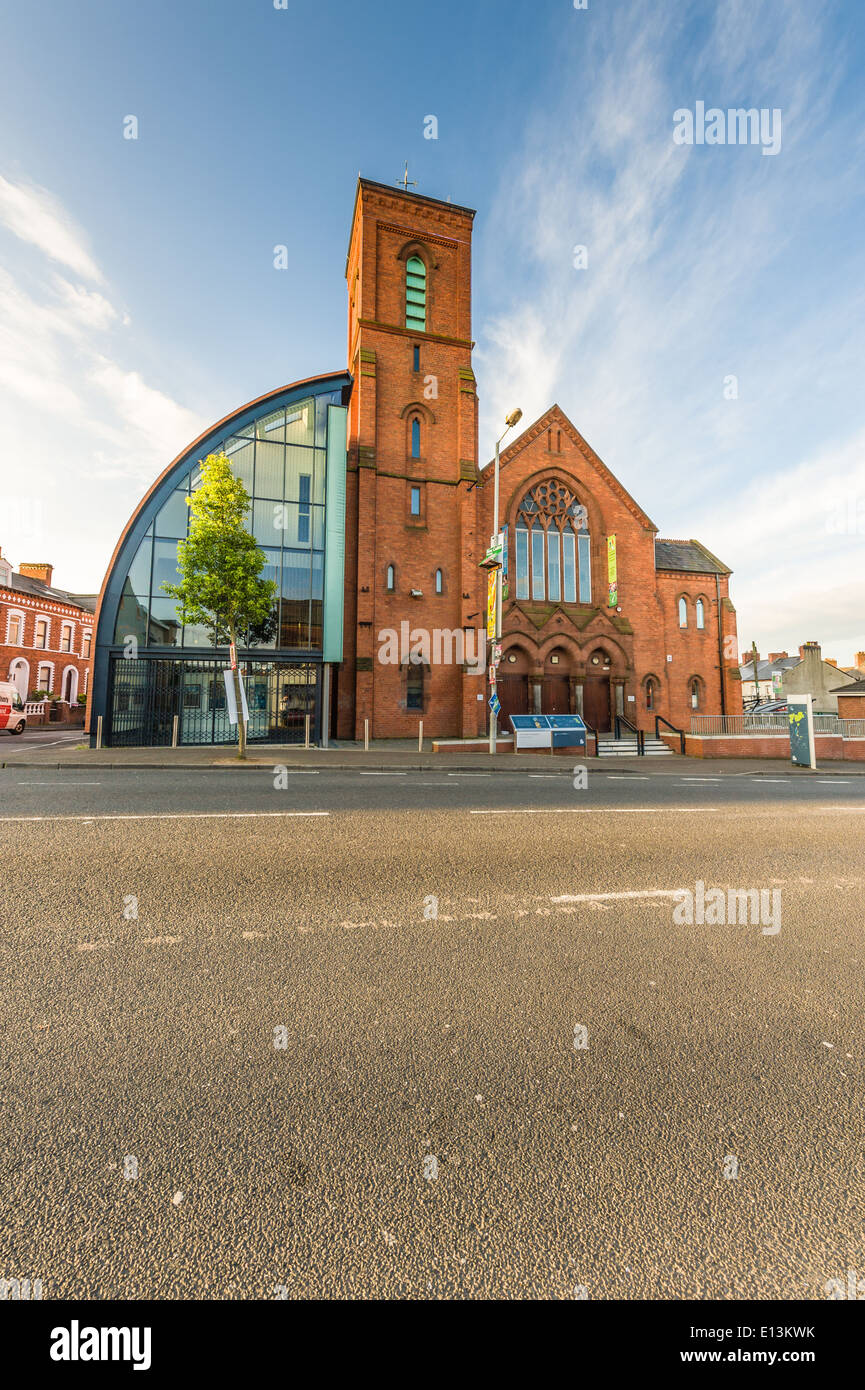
[1,586,93,705]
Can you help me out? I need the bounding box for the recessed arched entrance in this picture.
[498,645,530,723]
[542,646,571,714]
[583,646,613,732]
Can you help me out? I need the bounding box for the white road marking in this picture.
[470,807,713,815]
[448,772,492,777]
[679,777,723,782]
[753,779,789,783]
[0,811,330,823]
[818,779,849,784]
[359,772,407,777]
[528,774,569,779]
[607,775,649,780]
[17,781,101,786]
[551,889,686,902]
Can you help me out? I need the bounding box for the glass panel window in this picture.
[253,499,287,546]
[152,540,182,593]
[155,489,190,539]
[147,598,182,647]
[531,527,545,600]
[413,345,420,371]
[127,536,153,599]
[516,525,529,601]
[254,441,284,499]
[562,531,576,603]
[406,661,424,710]
[411,418,421,458]
[34,619,48,649]
[298,474,311,545]
[256,407,285,443]
[547,530,561,602]
[60,626,72,652]
[410,486,421,517]
[696,599,705,629]
[82,632,92,659]
[679,598,688,628]
[284,400,314,447]
[435,568,443,594]
[9,615,22,643]
[386,565,395,591]
[285,445,320,502]
[577,532,591,603]
[224,438,255,491]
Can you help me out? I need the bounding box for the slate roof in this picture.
[654,539,730,574]
[831,678,865,695]
[8,573,97,613]
[739,657,800,681]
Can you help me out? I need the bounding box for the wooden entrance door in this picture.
[541,675,570,714]
[583,676,611,732]
[497,674,528,725]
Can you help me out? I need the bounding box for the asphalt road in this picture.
[1,770,863,1300]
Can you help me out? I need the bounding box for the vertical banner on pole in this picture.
[487,570,497,641]
[223,670,249,725]
[607,535,618,607]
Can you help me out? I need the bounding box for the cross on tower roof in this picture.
[395,161,417,192]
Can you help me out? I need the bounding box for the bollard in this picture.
[304,713,310,750]
[96,714,103,750]
[172,715,179,748]
[418,719,423,753]
[364,718,369,752]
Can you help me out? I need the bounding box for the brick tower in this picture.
[338,177,485,739]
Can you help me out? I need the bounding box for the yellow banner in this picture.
[487,571,497,640]
[607,535,618,606]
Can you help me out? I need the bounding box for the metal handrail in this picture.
[615,713,644,755]
[655,714,685,755]
[582,718,599,757]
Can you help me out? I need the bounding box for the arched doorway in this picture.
[9,658,29,702]
[62,666,78,704]
[583,647,613,732]
[542,646,571,714]
[498,645,530,724]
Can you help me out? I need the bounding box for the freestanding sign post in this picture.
[788,693,816,770]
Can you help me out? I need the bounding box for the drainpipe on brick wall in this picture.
[716,574,727,716]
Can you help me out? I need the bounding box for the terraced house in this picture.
[89,177,741,746]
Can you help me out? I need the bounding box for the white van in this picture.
[0,681,26,735]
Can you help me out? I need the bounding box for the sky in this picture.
[1,0,864,660]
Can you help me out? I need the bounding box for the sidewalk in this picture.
[1,736,861,776]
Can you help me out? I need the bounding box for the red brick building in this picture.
[337,179,741,739]
[0,549,96,705]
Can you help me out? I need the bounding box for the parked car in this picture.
[0,681,26,734]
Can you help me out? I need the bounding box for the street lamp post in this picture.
[489,408,523,754]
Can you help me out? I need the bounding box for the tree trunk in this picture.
[228,618,246,760]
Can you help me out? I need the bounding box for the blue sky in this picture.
[1,0,864,659]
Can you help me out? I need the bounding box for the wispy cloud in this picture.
[0,173,104,281]
[475,0,865,656]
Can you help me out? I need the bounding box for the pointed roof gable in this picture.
[483,404,658,532]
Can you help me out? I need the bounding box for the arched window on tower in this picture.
[678,597,688,628]
[514,481,591,604]
[406,256,426,332]
[696,598,705,629]
[690,677,702,710]
[386,564,395,592]
[435,568,443,594]
[411,416,421,459]
[645,677,656,711]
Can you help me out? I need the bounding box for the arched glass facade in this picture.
[91,373,350,746]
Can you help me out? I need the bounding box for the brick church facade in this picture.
[337,178,741,740]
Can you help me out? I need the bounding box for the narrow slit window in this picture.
[577,532,591,603]
[547,531,561,602]
[410,486,421,517]
[435,568,443,594]
[562,531,577,603]
[411,417,421,458]
[531,527,545,601]
[515,525,529,601]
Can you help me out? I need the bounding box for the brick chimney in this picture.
[741,649,759,666]
[768,651,788,662]
[19,561,53,587]
[856,652,865,672]
[825,658,838,668]
[799,641,820,660]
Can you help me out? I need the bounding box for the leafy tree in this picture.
[164,452,276,759]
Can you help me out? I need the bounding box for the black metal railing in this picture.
[614,714,644,755]
[655,714,685,754]
[582,719,599,757]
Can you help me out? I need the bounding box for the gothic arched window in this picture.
[696,597,705,629]
[406,256,426,332]
[678,597,688,628]
[514,481,590,604]
[411,416,421,458]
